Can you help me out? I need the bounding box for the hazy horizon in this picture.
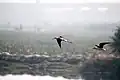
[0,3,120,26]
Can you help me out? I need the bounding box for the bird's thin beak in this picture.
[52,38,55,40]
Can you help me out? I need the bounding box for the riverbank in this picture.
[0,52,82,79]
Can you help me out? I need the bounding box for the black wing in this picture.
[99,42,111,48]
[56,39,62,48]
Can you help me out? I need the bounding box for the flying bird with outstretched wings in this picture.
[53,36,72,48]
[93,42,111,51]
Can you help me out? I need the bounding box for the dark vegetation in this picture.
[111,26,120,53]
[80,26,120,80]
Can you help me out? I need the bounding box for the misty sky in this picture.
[0,3,120,26]
[0,0,120,3]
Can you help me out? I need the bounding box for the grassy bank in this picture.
[80,56,120,80]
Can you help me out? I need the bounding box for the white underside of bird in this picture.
[93,46,106,51]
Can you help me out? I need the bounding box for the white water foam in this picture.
[0,74,82,80]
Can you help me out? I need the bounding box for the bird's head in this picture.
[95,45,98,47]
[59,36,63,38]
[52,37,57,40]
[93,47,96,49]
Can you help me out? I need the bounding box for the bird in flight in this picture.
[93,42,111,51]
[53,36,72,48]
